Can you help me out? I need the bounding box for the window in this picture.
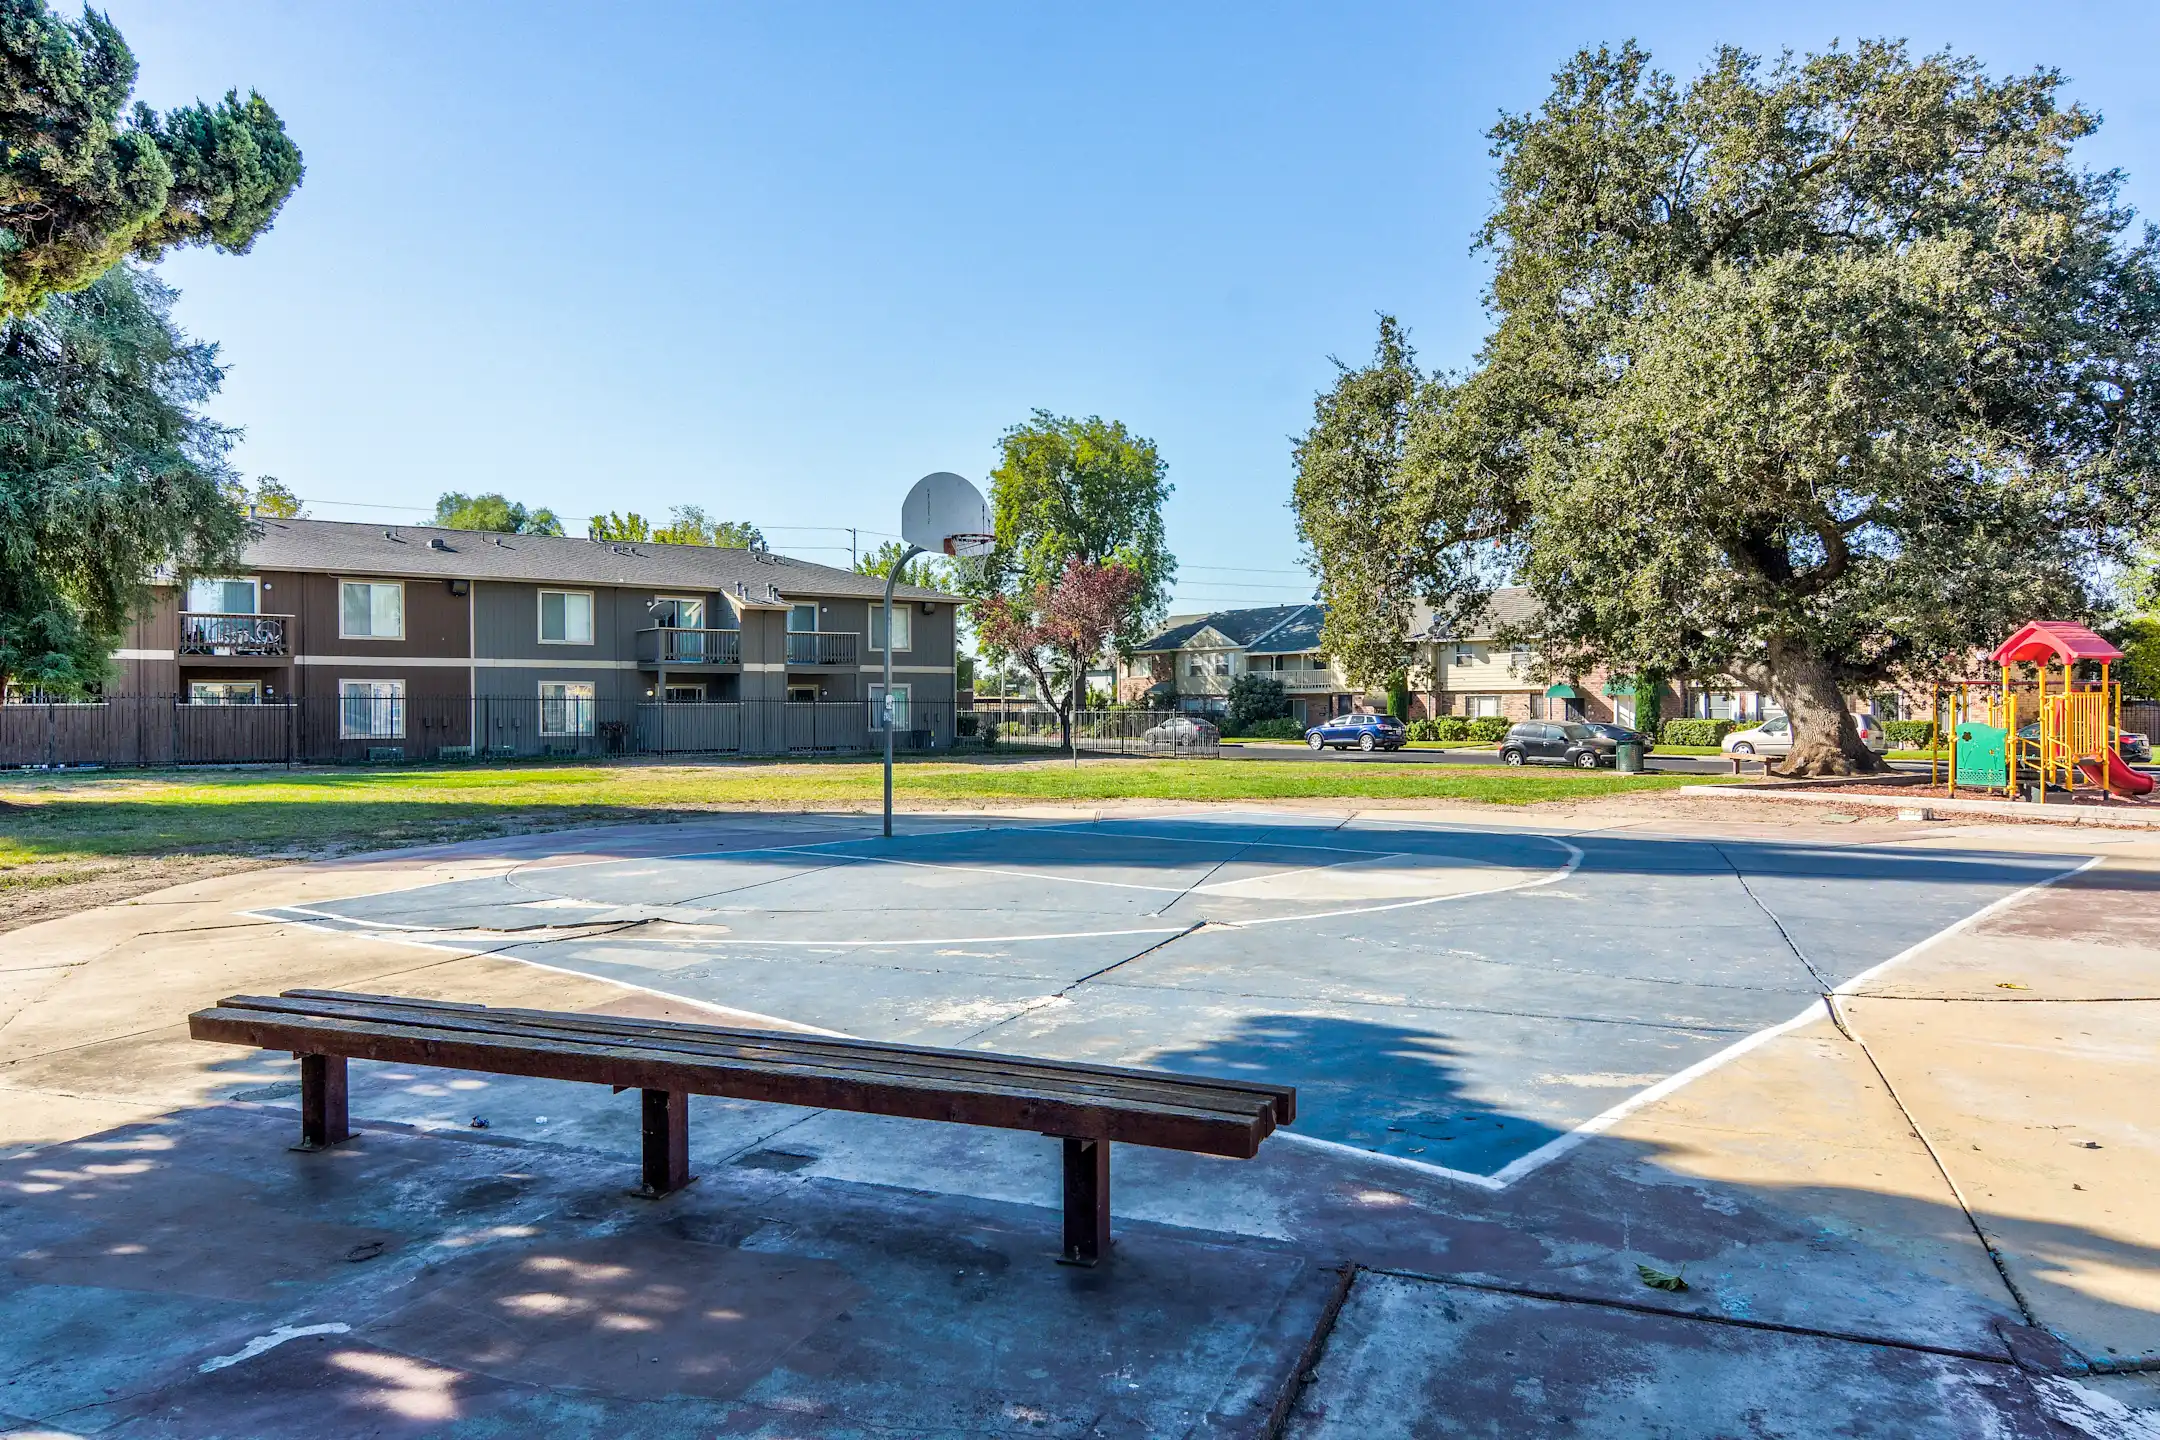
[788,604,817,633]
[1310,654,1329,671]
[869,682,911,730]
[652,596,704,629]
[787,684,819,704]
[1187,659,1203,677]
[663,684,705,704]
[539,681,596,735]
[340,582,404,639]
[188,680,259,705]
[539,590,594,645]
[185,577,258,614]
[1454,644,1476,665]
[1469,694,1500,718]
[339,679,404,738]
[870,603,911,652]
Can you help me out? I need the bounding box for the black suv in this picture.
[1499,720,1617,769]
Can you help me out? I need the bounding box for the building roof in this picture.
[217,518,952,603]
[1133,604,1324,654]
[1990,620,2124,667]
[1413,587,1541,640]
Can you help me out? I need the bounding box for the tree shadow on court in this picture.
[1141,1012,1570,1177]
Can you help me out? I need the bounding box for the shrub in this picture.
[1884,719,1937,748]
[1407,717,1441,741]
[1234,716,1305,740]
[978,720,999,748]
[1661,718,1735,746]
[1224,673,1291,733]
[956,712,980,738]
[1434,715,1470,742]
[1468,716,1510,743]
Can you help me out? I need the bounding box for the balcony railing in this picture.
[636,626,741,666]
[786,631,857,666]
[179,612,290,657]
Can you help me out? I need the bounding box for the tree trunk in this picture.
[1764,641,1883,777]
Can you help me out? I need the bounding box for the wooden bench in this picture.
[188,989,1295,1266]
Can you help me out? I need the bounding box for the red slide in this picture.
[2078,749,2157,796]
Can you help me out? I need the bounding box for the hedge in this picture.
[1231,716,1305,740]
[1883,719,1936,748]
[1661,718,1735,746]
[1467,716,1510,743]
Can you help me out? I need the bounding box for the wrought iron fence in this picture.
[993,708,1219,758]
[0,696,967,769]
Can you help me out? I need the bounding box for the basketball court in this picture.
[247,809,2089,1189]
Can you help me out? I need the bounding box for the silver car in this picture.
[1722,712,1890,756]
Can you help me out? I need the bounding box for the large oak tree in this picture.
[1297,41,2160,773]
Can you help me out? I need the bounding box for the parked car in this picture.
[1305,711,1408,752]
[1498,720,1617,768]
[2014,723,2153,764]
[1582,722,1654,754]
[1143,715,1219,749]
[1722,712,1890,757]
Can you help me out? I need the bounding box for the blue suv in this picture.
[1305,711,1407,752]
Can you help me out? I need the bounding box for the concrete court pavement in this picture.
[0,799,2155,1438]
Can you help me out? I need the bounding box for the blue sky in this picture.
[105,1,2160,614]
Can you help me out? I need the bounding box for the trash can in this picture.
[1616,740,1645,773]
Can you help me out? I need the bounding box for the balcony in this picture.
[786,631,857,666]
[179,612,290,658]
[1270,669,1339,691]
[636,626,741,666]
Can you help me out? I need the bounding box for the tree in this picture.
[0,1,303,319]
[975,411,1174,650]
[854,538,944,588]
[223,474,304,518]
[1224,672,1290,733]
[588,511,652,542]
[2112,617,2160,700]
[1296,42,2160,775]
[433,492,563,536]
[973,561,1144,750]
[652,505,762,548]
[0,264,244,694]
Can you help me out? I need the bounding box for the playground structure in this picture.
[1930,621,2153,800]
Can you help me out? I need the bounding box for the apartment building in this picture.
[1120,605,1362,724]
[107,519,958,753]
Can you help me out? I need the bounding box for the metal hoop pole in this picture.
[883,545,924,839]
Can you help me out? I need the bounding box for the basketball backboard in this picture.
[900,472,993,557]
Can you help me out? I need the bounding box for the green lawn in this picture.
[0,756,1725,865]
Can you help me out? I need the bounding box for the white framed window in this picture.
[869,603,911,652]
[786,684,819,704]
[1469,694,1500,718]
[185,577,259,614]
[339,679,404,738]
[340,581,404,639]
[539,681,596,735]
[652,596,704,629]
[1186,659,1203,677]
[188,680,260,705]
[869,682,911,730]
[538,589,594,645]
[1453,644,1476,665]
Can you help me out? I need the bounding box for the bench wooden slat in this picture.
[274,988,1297,1124]
[220,1004,1272,1125]
[189,1007,1275,1158]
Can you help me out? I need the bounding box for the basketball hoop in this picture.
[902,472,994,558]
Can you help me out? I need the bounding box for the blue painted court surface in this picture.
[264,813,2084,1184]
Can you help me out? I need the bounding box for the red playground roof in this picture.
[1990,621,2125,666]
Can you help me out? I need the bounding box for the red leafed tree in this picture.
[973,560,1145,750]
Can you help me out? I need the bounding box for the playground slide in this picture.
[2077,750,2157,797]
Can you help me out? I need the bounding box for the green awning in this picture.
[1602,676,1634,697]
[1545,683,1585,700]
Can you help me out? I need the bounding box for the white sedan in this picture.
[1721,713,1890,756]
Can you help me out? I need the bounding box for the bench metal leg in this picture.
[1058,1136,1110,1266]
[294,1053,350,1152]
[636,1088,693,1197]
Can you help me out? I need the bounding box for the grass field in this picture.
[0,756,1723,865]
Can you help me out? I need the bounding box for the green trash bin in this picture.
[1616,740,1645,773]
